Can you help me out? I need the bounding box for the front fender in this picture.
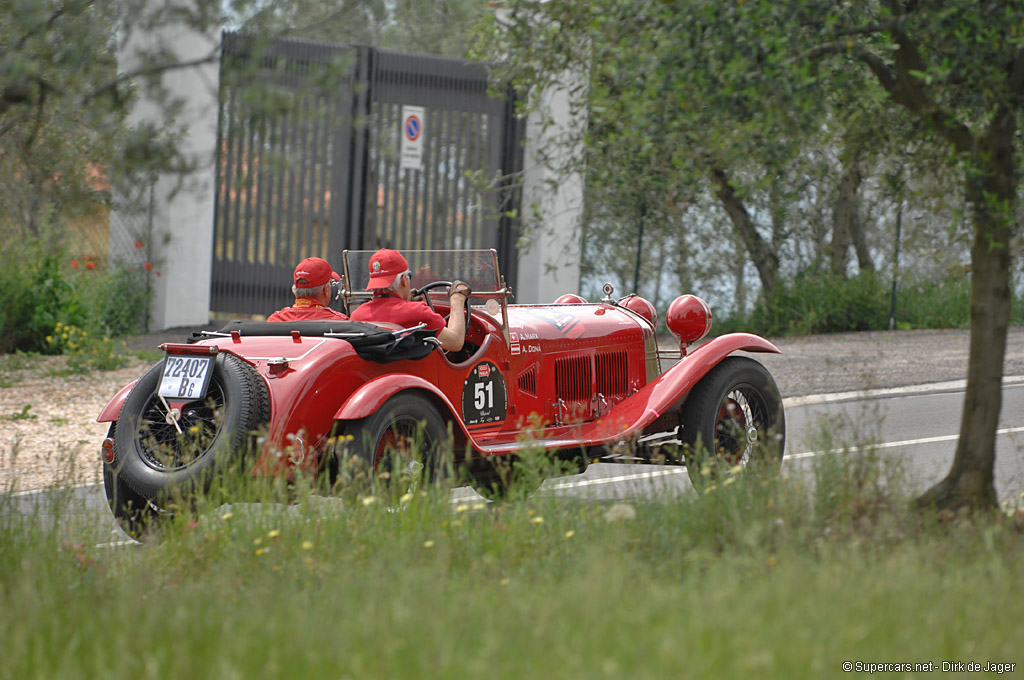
[97,380,138,422]
[572,333,780,444]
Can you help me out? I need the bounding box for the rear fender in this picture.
[97,381,137,422]
[574,333,780,443]
[333,374,477,449]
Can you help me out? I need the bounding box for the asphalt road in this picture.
[536,376,1024,505]
[7,375,1024,540]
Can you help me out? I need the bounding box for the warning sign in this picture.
[400,105,425,171]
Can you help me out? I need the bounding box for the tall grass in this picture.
[2,450,1021,680]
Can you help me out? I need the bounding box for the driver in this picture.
[267,257,349,322]
[350,248,470,352]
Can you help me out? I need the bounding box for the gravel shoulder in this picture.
[3,326,1023,492]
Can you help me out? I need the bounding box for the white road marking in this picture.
[548,467,686,490]
[543,426,1024,492]
[782,375,1024,408]
[783,426,1024,460]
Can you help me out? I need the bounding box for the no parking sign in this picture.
[400,105,425,171]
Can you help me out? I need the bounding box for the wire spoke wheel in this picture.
[137,382,226,470]
[713,386,769,466]
[373,415,429,498]
[680,357,785,487]
[338,392,450,504]
[106,354,270,538]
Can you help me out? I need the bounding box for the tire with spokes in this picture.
[108,354,269,535]
[679,356,785,487]
[338,392,450,501]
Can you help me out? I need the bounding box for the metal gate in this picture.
[211,32,523,315]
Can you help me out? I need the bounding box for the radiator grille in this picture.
[554,354,592,403]
[595,349,629,397]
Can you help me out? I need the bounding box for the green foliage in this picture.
[0,240,83,354]
[747,270,889,337]
[0,238,148,360]
[45,322,131,373]
[76,264,151,338]
[718,270,1024,337]
[895,275,972,329]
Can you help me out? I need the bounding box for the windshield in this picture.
[343,249,502,301]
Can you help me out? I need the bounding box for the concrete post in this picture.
[514,71,587,304]
[111,1,220,330]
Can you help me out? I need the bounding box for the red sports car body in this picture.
[98,250,785,532]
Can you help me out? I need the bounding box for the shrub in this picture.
[0,238,150,356]
[45,322,131,373]
[0,242,85,353]
[894,274,971,329]
[747,270,889,337]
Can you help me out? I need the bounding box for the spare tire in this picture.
[108,353,270,520]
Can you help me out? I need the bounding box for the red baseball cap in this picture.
[293,257,340,287]
[366,249,409,289]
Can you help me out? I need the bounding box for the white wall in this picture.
[514,71,587,304]
[111,1,220,330]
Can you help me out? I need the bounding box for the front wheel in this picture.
[679,356,785,487]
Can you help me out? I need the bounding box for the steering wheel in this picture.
[411,280,451,313]
[411,279,472,335]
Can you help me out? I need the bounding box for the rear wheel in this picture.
[337,393,451,501]
[680,356,785,487]
[108,354,270,535]
[102,423,157,537]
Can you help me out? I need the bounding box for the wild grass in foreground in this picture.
[1,455,1022,680]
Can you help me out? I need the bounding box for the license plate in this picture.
[158,355,214,400]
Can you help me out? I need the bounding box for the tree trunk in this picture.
[709,166,779,302]
[851,213,875,274]
[830,162,857,275]
[915,132,1015,513]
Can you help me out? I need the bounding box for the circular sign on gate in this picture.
[405,115,421,142]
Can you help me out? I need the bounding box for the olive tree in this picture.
[488,0,1022,511]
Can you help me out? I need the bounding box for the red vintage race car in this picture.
[98,249,785,533]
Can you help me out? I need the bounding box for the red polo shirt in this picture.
[349,294,446,332]
[267,298,349,322]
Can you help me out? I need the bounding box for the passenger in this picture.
[267,257,349,322]
[350,248,470,351]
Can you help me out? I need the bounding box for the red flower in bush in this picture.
[85,262,95,270]
[71,260,79,269]
[134,239,145,249]
[144,262,154,272]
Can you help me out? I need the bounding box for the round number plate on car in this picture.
[461,361,508,426]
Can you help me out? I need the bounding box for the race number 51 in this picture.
[462,361,507,426]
